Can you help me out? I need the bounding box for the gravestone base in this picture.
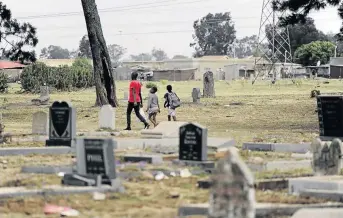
[121,154,163,164]
[46,139,72,147]
[62,174,120,187]
[172,159,215,169]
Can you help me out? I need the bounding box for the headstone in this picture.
[99,105,115,130]
[317,95,343,138]
[75,137,116,183]
[123,91,128,101]
[32,86,50,105]
[179,123,207,161]
[203,71,215,98]
[32,111,48,135]
[311,138,343,175]
[208,147,255,218]
[46,101,76,147]
[192,88,201,103]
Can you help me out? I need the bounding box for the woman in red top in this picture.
[124,72,149,130]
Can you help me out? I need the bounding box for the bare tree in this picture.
[81,0,117,107]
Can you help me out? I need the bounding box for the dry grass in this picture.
[0,79,340,216]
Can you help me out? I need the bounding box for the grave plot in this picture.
[3,80,343,217]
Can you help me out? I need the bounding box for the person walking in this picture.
[146,86,160,127]
[124,72,149,130]
[163,85,180,121]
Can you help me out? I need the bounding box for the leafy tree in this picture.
[108,44,126,67]
[265,17,327,59]
[0,2,38,63]
[274,0,343,38]
[78,34,92,59]
[172,55,189,59]
[234,35,258,58]
[151,48,168,61]
[130,53,152,61]
[40,45,70,59]
[294,41,335,66]
[190,12,236,57]
[326,32,343,57]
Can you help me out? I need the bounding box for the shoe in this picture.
[144,123,150,129]
[124,127,131,131]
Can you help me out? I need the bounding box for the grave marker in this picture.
[99,105,115,130]
[209,147,255,218]
[179,123,207,161]
[75,137,116,182]
[192,88,201,103]
[317,95,343,138]
[46,101,76,147]
[311,138,343,175]
[32,111,48,135]
[123,91,128,101]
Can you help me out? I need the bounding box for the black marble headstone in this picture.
[317,95,343,137]
[179,123,208,161]
[46,101,76,146]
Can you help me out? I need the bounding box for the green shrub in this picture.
[160,80,167,85]
[20,59,94,93]
[0,71,8,93]
[146,82,157,89]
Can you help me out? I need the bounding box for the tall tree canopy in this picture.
[0,2,38,63]
[107,44,126,67]
[234,35,258,58]
[294,41,335,66]
[274,0,343,38]
[40,45,70,59]
[190,12,236,57]
[265,17,327,58]
[78,34,92,59]
[151,48,168,61]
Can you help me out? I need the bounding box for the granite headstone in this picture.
[46,101,76,146]
[179,123,207,161]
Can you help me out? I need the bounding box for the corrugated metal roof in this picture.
[0,61,25,69]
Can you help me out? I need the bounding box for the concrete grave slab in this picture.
[121,154,163,164]
[21,165,73,174]
[289,176,343,194]
[198,178,288,190]
[140,121,187,139]
[247,160,312,172]
[0,146,73,156]
[242,142,311,154]
[292,208,343,218]
[172,159,215,169]
[300,189,343,202]
[0,184,122,199]
[178,202,343,217]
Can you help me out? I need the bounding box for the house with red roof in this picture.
[0,60,26,82]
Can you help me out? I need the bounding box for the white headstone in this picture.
[32,111,48,135]
[123,91,128,101]
[209,147,255,218]
[99,105,115,130]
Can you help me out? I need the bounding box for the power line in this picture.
[16,0,212,20]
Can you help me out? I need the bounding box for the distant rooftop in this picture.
[0,61,25,69]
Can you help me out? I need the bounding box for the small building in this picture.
[152,68,197,81]
[329,57,343,78]
[0,60,26,82]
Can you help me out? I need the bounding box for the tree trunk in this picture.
[81,0,118,107]
[203,71,215,98]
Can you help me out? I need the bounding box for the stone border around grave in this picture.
[0,147,73,156]
[0,182,123,199]
[242,142,311,154]
[177,203,343,218]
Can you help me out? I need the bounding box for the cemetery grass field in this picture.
[0,79,341,217]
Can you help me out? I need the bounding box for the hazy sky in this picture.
[2,0,341,58]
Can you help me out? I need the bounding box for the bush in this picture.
[146,82,157,89]
[20,59,94,93]
[160,80,167,85]
[0,71,8,93]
